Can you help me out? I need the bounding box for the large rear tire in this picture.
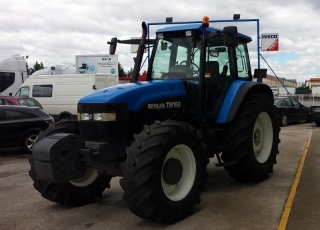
[29,118,112,206]
[120,120,208,222]
[221,93,280,181]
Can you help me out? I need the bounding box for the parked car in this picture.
[0,96,43,109]
[0,105,53,153]
[274,97,310,126]
[308,105,320,126]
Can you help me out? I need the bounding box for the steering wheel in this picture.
[179,60,200,75]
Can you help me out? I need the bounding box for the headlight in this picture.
[78,113,116,121]
[80,113,90,121]
[101,113,116,121]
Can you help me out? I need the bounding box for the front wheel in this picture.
[280,114,288,127]
[221,93,280,181]
[120,120,208,222]
[29,156,112,205]
[29,118,112,205]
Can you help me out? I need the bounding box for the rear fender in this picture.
[217,81,273,123]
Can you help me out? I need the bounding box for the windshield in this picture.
[150,31,250,81]
[151,32,201,80]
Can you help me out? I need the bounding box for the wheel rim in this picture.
[69,168,99,187]
[161,144,196,201]
[27,134,38,152]
[253,112,273,163]
[282,115,287,126]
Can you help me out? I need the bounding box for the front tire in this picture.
[280,114,288,127]
[221,93,280,181]
[29,156,112,205]
[29,118,112,206]
[120,120,208,222]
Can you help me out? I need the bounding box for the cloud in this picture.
[0,0,319,82]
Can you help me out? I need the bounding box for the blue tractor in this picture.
[29,17,280,222]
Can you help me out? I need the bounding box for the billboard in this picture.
[261,33,279,51]
[75,54,118,77]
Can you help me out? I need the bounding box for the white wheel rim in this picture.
[69,168,99,187]
[253,112,273,163]
[27,134,38,152]
[161,144,196,201]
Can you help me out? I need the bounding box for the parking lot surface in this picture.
[0,122,318,230]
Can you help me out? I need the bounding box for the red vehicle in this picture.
[0,96,43,109]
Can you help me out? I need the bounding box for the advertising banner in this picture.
[75,54,118,76]
[261,33,279,51]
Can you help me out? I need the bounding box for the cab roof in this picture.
[156,24,252,43]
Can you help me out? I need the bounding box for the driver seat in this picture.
[205,61,220,81]
[205,61,221,103]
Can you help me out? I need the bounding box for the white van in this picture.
[15,73,117,121]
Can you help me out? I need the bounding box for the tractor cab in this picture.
[148,24,252,81]
[146,18,253,120]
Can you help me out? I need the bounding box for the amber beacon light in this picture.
[202,16,209,27]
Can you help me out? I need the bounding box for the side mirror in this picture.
[253,69,267,82]
[108,37,118,55]
[223,26,238,47]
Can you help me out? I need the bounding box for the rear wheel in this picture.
[23,132,38,154]
[120,120,208,222]
[221,93,280,181]
[29,118,112,205]
[315,121,320,126]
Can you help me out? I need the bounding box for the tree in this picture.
[26,61,44,75]
[118,62,126,77]
[126,67,134,77]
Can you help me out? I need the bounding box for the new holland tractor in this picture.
[29,16,280,222]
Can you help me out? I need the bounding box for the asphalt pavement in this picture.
[285,127,320,230]
[0,122,319,230]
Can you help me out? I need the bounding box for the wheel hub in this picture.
[254,128,261,146]
[162,158,183,185]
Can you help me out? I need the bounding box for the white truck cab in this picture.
[0,54,27,96]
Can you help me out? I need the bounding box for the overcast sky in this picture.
[1,0,319,82]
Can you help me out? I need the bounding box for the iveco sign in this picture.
[261,33,279,51]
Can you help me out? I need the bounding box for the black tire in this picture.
[315,121,320,126]
[120,120,208,222]
[220,93,280,181]
[29,156,112,205]
[23,132,39,154]
[29,118,112,206]
[38,118,79,140]
[280,114,288,127]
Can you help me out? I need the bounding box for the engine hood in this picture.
[78,80,186,111]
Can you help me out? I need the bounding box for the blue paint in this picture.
[216,80,247,123]
[79,80,186,111]
[156,24,252,42]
